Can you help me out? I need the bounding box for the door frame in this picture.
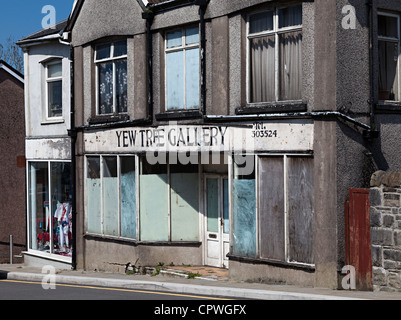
[203,174,230,268]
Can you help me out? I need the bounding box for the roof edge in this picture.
[0,60,24,83]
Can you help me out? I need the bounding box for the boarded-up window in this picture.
[232,157,257,258]
[287,157,314,264]
[120,157,136,239]
[140,157,168,241]
[103,157,118,236]
[170,164,199,241]
[259,157,285,261]
[166,27,200,110]
[86,156,137,239]
[87,157,101,234]
[258,156,314,265]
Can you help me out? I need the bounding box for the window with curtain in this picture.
[95,40,128,115]
[248,5,303,103]
[165,26,200,110]
[378,13,400,101]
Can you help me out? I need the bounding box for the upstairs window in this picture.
[46,61,63,119]
[248,5,303,104]
[165,26,200,110]
[95,40,128,115]
[378,13,400,101]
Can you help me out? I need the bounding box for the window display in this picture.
[28,161,72,258]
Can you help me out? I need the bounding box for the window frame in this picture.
[85,155,138,240]
[246,5,303,105]
[377,11,401,102]
[94,41,128,116]
[45,60,63,120]
[164,26,201,111]
[26,160,72,262]
[230,154,315,268]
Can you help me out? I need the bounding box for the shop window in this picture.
[28,162,72,257]
[46,60,63,118]
[232,156,257,258]
[378,13,400,101]
[139,157,200,242]
[170,163,199,241]
[165,26,200,110]
[120,157,136,239]
[248,5,302,103]
[86,156,136,239]
[139,156,169,241]
[258,156,314,265]
[95,40,128,115]
[87,157,101,234]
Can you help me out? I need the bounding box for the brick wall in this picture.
[370,171,401,292]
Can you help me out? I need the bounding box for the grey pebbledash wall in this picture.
[370,171,401,292]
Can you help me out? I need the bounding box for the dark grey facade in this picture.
[64,0,401,290]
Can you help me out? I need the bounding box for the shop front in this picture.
[81,120,314,273]
[25,137,72,268]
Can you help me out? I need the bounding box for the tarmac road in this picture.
[0,279,233,300]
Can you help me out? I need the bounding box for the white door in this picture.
[204,175,230,268]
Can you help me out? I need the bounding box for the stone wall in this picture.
[370,171,401,292]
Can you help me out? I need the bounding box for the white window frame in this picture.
[26,160,72,263]
[84,155,138,240]
[94,41,128,115]
[45,60,63,120]
[165,26,200,111]
[246,6,303,104]
[378,11,401,102]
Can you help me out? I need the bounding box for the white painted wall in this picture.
[24,42,71,138]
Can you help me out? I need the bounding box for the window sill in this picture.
[84,233,201,247]
[236,101,307,115]
[227,254,315,272]
[88,114,130,125]
[41,119,65,125]
[155,110,203,121]
[375,101,401,113]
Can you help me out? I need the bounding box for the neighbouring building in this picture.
[0,60,25,263]
[17,20,73,269]
[18,0,401,291]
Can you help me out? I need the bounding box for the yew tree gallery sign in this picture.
[84,121,314,154]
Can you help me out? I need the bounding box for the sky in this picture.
[0,0,75,45]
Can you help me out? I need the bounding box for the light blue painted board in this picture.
[87,179,101,234]
[170,173,199,241]
[185,48,200,109]
[121,161,136,239]
[166,51,184,110]
[140,174,169,241]
[207,178,219,233]
[186,27,199,45]
[167,30,183,48]
[103,177,119,236]
[232,179,257,258]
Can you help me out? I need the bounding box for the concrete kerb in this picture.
[3,271,364,300]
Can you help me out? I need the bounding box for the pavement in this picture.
[1,263,401,300]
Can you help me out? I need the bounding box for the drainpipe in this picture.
[196,0,208,116]
[366,0,379,141]
[68,45,77,271]
[143,10,155,122]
